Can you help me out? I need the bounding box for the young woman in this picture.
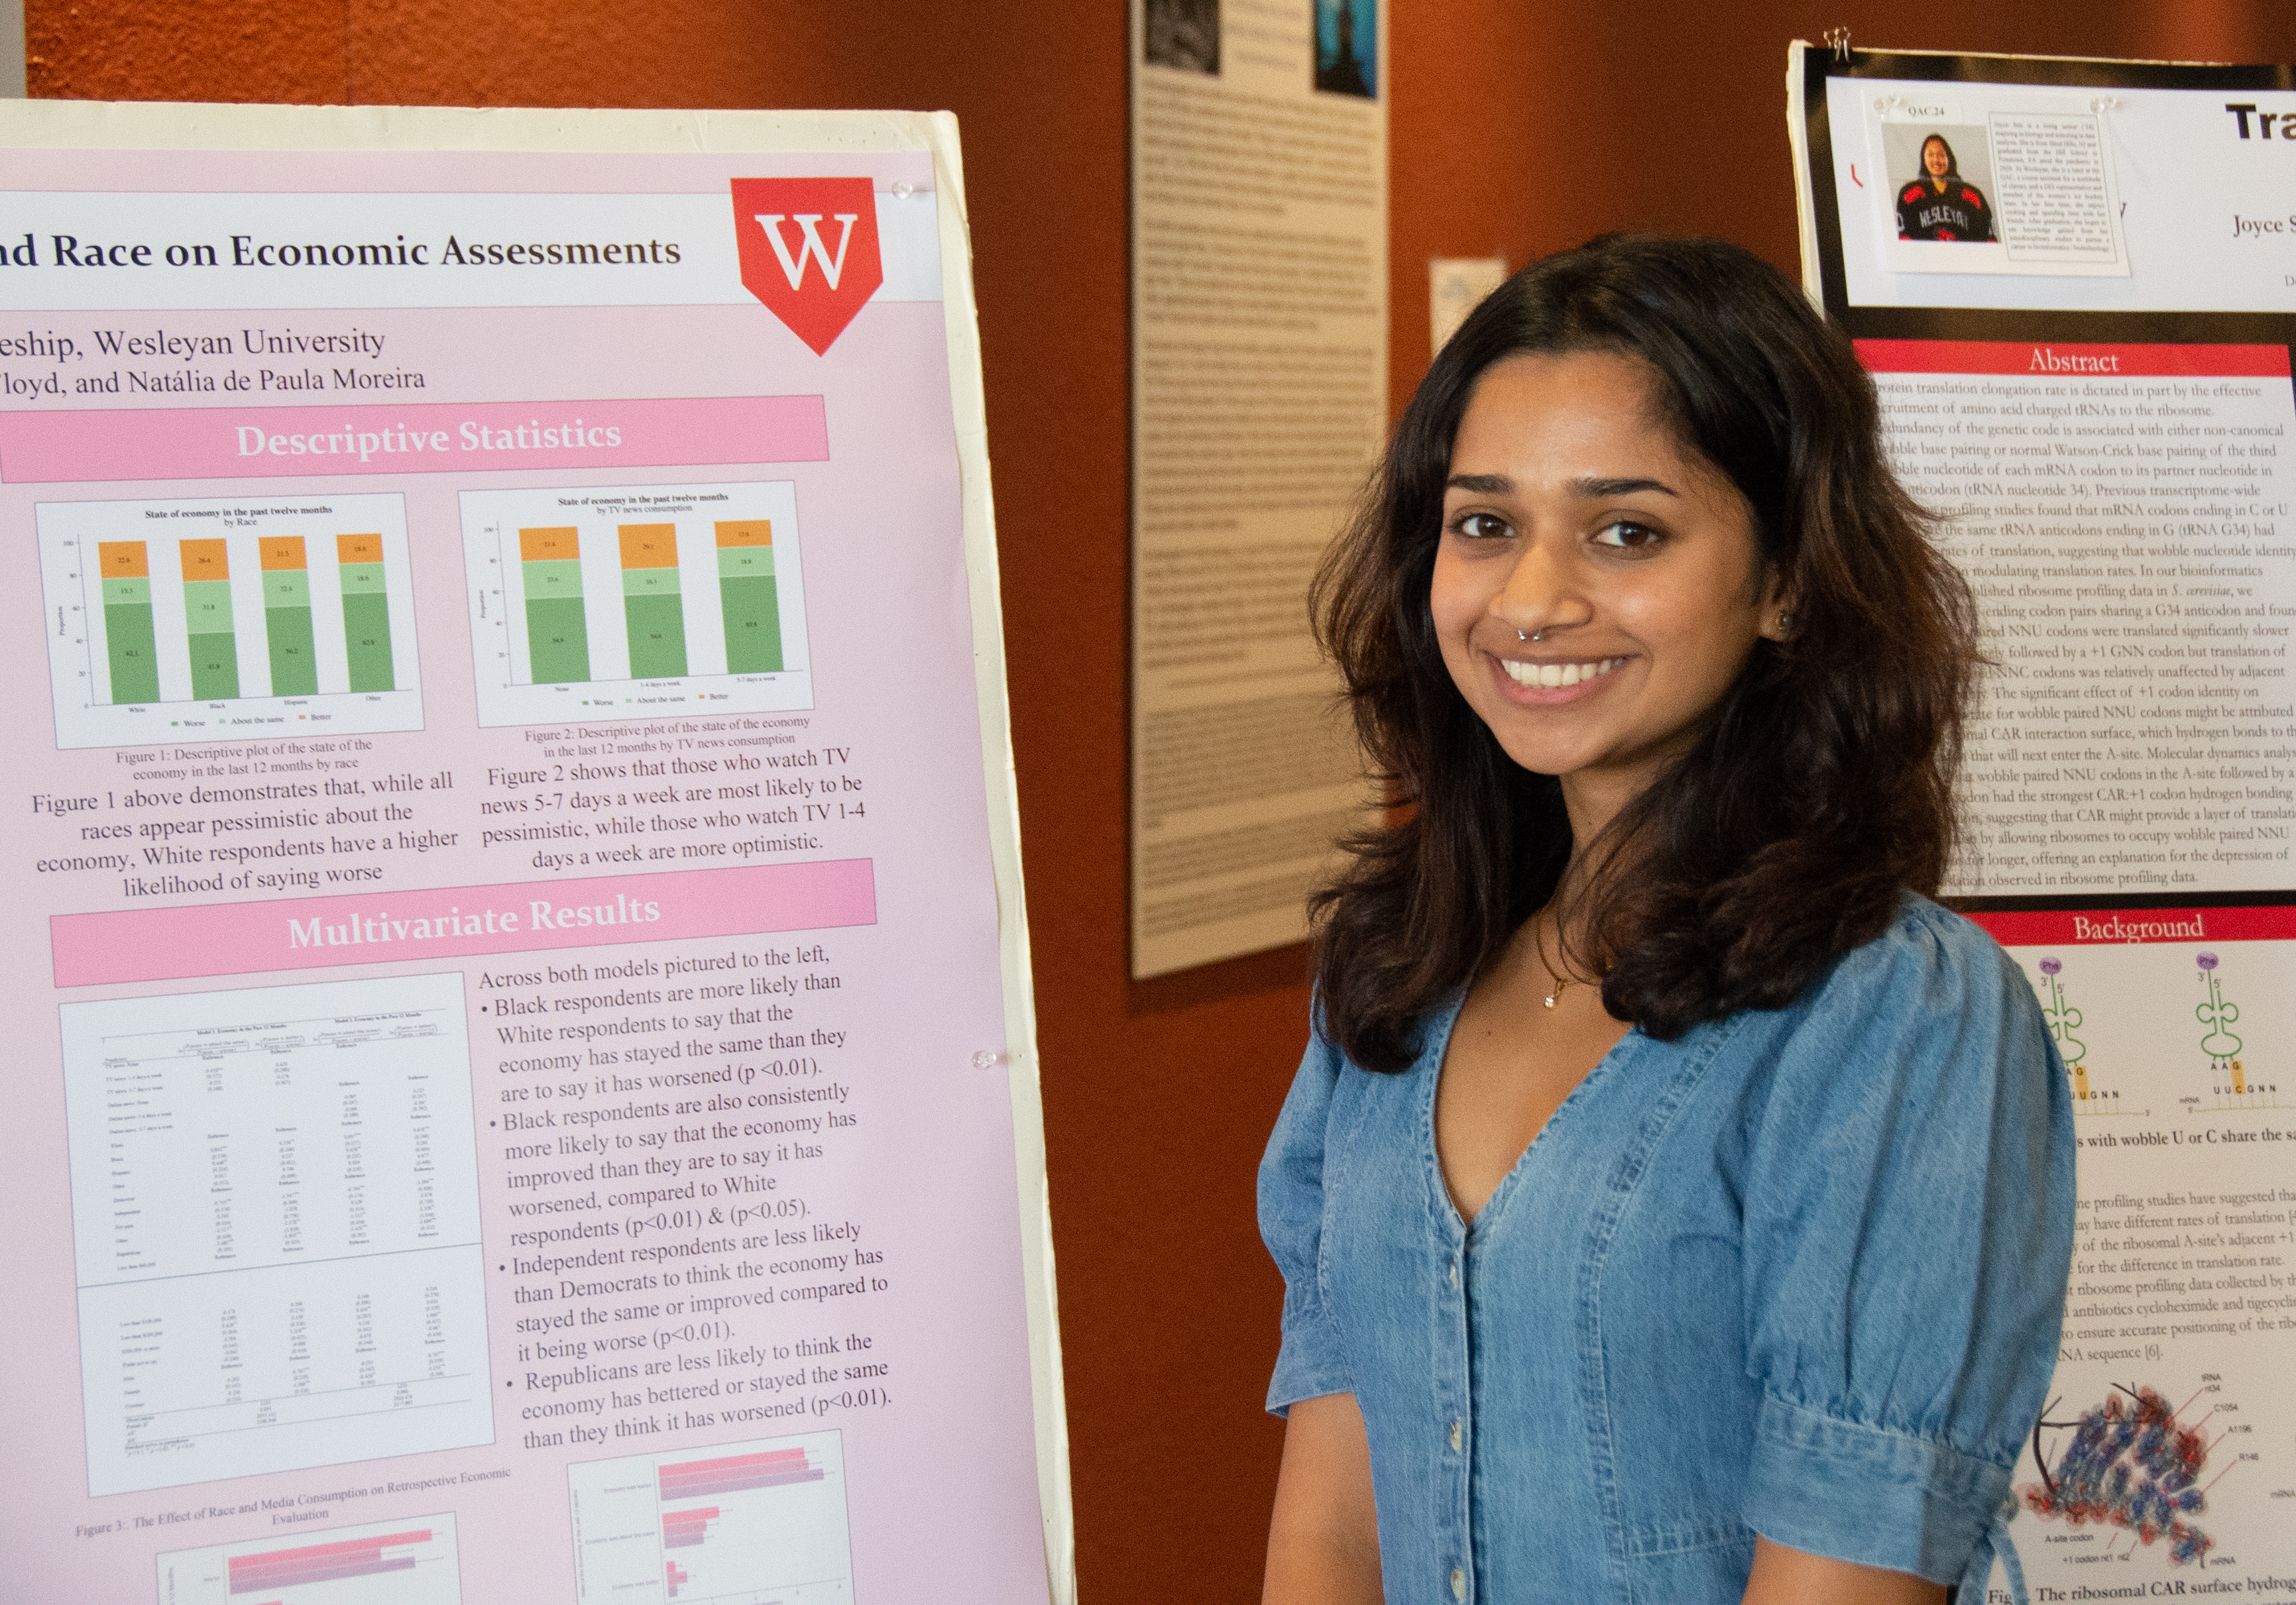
[1896,133,1997,242]
[1259,236,2073,1604]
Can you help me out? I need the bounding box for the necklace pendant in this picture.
[1542,992,1557,1009]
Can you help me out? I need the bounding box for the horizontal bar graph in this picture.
[568,1429,852,1604]
[156,1512,461,1605]
[226,1529,433,1594]
[40,494,424,749]
[660,1446,826,1500]
[463,480,813,728]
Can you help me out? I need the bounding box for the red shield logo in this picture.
[730,178,884,356]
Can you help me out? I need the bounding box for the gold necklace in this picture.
[1535,923,1577,1010]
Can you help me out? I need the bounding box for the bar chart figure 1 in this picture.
[39,494,424,749]
[157,1514,463,1604]
[461,480,811,728]
[569,1431,852,1605]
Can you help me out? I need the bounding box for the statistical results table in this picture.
[60,973,494,1497]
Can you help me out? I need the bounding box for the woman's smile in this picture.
[1491,653,1629,694]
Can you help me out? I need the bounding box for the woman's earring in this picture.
[1776,610,1793,634]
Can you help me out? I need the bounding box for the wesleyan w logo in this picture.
[729,178,884,355]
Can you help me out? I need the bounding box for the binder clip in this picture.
[1824,27,1851,63]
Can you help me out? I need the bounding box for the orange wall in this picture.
[26,2,2296,1598]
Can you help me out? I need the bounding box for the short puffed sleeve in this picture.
[1739,905,2075,1587]
[1257,1024,1355,1415]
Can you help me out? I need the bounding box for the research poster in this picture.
[1795,46,2296,1598]
[0,101,1070,1602]
[1128,0,1387,978]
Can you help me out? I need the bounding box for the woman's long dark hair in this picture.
[1309,233,1978,1071]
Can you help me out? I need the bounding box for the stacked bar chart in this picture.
[182,537,241,699]
[621,523,690,676]
[519,527,591,683]
[567,1431,851,1605]
[461,480,812,728]
[96,540,160,703]
[156,1514,462,1604]
[337,533,396,692]
[716,520,782,673]
[39,493,425,749]
[260,536,319,696]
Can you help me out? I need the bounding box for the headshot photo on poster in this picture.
[1888,125,1998,242]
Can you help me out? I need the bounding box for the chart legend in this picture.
[157,1514,462,1604]
[461,480,811,728]
[39,493,424,748]
[568,1431,851,1604]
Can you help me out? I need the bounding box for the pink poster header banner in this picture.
[1964,905,2296,948]
[0,393,828,484]
[51,859,876,987]
[1855,339,2292,379]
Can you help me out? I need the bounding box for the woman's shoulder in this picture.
[1790,891,2034,1036]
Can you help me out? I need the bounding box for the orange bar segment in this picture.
[259,536,308,571]
[618,525,679,568]
[337,533,384,565]
[98,541,149,578]
[180,539,229,579]
[520,527,579,563]
[715,520,773,549]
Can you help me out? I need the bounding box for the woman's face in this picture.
[1430,351,1782,819]
[1923,138,1951,178]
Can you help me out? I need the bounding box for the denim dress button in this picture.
[1450,1566,1466,1600]
[1448,1419,1462,1452]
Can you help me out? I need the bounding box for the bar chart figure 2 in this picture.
[157,1514,463,1604]
[40,494,425,749]
[461,480,811,728]
[569,1431,852,1605]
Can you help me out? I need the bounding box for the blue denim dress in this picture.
[1260,896,2075,1603]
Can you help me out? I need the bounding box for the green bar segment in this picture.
[624,590,689,678]
[105,596,161,704]
[719,574,782,673]
[526,590,590,684]
[182,579,239,700]
[339,566,395,692]
[262,575,317,697]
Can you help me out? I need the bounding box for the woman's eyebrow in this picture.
[1443,472,1682,498]
[1570,475,1678,498]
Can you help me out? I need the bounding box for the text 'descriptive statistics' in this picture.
[38,493,426,750]
[567,1431,854,1605]
[156,1512,464,1605]
[61,973,494,1496]
[461,481,813,728]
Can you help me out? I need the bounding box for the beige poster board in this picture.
[1128,0,1388,978]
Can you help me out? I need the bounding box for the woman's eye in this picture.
[1592,520,1662,552]
[1449,512,1511,541]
